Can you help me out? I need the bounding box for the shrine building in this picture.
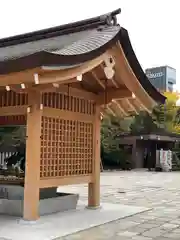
[0,8,166,220]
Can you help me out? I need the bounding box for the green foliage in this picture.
[101,114,132,169]
[129,92,180,135]
[130,111,157,134]
[161,92,180,133]
[0,126,26,146]
[101,115,122,154]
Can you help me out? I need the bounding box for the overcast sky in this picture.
[0,0,179,88]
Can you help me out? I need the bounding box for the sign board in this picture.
[159,149,172,171]
[146,72,164,79]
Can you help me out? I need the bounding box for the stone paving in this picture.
[57,170,180,240]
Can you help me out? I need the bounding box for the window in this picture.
[168,81,173,92]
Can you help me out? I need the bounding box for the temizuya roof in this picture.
[0,8,166,112]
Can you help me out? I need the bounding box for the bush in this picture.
[101,145,131,170]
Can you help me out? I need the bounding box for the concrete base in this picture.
[0,185,57,200]
[0,185,79,216]
[0,201,150,240]
[86,205,102,210]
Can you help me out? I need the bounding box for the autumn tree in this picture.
[129,92,180,135]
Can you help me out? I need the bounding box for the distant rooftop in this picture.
[146,65,176,71]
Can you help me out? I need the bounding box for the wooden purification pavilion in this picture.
[0,8,166,220]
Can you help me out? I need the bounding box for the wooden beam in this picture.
[33,84,98,101]
[38,53,107,85]
[88,104,101,208]
[6,86,28,94]
[0,52,108,88]
[111,78,119,88]
[0,77,79,93]
[106,104,116,116]
[23,90,42,221]
[126,99,138,114]
[55,85,97,101]
[111,89,132,100]
[97,88,132,105]
[91,71,105,89]
[37,78,79,88]
[40,175,92,188]
[0,106,28,116]
[43,107,94,123]
[112,100,128,116]
[0,68,41,87]
[109,102,124,118]
[109,44,155,113]
[132,97,146,111]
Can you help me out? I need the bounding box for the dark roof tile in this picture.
[0,8,166,104]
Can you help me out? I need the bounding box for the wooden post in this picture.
[88,104,101,208]
[23,90,42,221]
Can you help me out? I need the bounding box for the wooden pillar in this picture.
[23,90,42,221]
[88,104,101,208]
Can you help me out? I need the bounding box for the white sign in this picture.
[159,149,172,172]
[146,72,164,79]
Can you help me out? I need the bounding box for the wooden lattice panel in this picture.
[0,115,26,125]
[0,91,28,107]
[40,116,93,178]
[42,93,95,115]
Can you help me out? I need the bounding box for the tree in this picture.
[0,126,26,146]
[101,113,132,168]
[154,92,180,133]
[130,111,157,134]
[101,114,123,153]
[129,92,180,135]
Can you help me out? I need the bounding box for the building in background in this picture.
[145,66,176,92]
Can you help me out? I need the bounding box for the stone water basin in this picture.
[0,185,79,217]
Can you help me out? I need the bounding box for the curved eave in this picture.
[111,42,156,113]
[0,24,166,106]
[119,28,166,104]
[0,27,120,75]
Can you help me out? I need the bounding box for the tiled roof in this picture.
[0,26,120,61]
[0,8,166,104]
